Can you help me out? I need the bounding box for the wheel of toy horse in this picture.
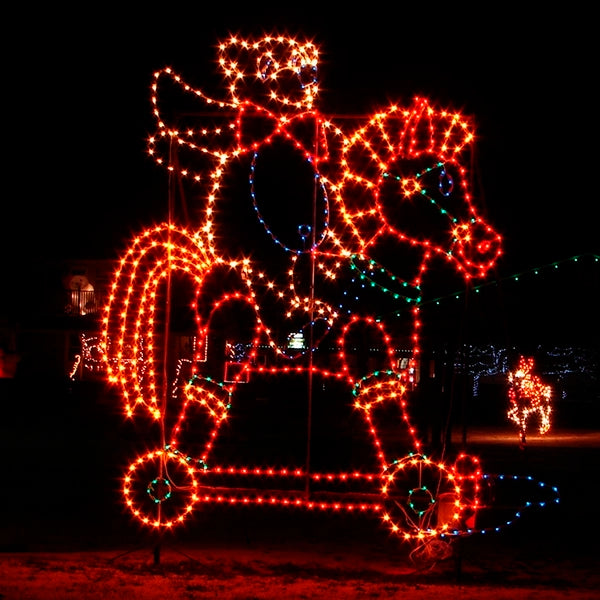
[379,454,465,541]
[122,447,200,529]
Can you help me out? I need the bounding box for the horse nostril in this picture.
[477,240,492,254]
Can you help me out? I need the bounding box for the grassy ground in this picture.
[1,378,599,598]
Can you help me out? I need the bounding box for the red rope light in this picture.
[99,34,544,544]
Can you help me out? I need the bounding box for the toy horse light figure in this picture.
[507,356,553,448]
[315,95,504,390]
[101,34,559,560]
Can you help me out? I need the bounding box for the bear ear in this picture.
[396,96,476,160]
[216,34,320,112]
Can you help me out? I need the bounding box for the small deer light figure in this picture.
[507,356,553,447]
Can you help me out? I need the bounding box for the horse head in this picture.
[323,97,501,281]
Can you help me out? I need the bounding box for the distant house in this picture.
[0,259,114,380]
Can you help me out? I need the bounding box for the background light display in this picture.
[507,356,553,446]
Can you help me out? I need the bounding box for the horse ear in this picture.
[397,96,476,160]
[397,97,436,157]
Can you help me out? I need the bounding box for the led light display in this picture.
[101,34,558,549]
[508,355,553,446]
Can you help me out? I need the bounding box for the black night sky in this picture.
[5,5,598,344]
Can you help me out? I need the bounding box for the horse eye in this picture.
[438,168,454,197]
